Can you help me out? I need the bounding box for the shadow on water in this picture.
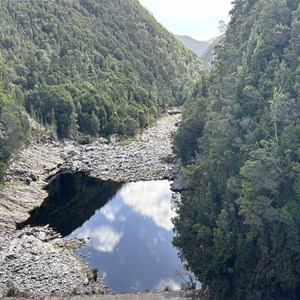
[17,172,123,236]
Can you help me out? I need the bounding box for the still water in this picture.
[20,172,183,292]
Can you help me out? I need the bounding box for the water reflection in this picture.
[75,225,123,253]
[70,180,181,292]
[18,172,123,236]
[120,181,176,231]
[19,173,182,292]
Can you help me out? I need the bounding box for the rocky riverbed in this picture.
[61,113,181,182]
[0,112,181,298]
[0,226,107,298]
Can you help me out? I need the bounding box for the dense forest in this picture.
[0,77,29,179]
[173,0,300,299]
[0,0,203,179]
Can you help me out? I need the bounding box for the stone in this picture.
[29,173,38,181]
[170,174,185,192]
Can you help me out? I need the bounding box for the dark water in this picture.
[19,172,123,236]
[20,172,183,292]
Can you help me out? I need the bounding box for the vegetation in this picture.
[3,0,299,297]
[173,0,300,299]
[6,282,20,297]
[87,267,99,283]
[175,35,210,57]
[0,0,203,138]
[0,71,29,180]
[200,35,224,67]
[0,0,203,179]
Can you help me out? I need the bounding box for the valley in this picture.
[0,0,299,299]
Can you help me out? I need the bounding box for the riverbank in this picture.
[62,113,180,182]
[0,112,181,298]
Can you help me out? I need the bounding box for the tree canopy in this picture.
[0,0,204,180]
[173,1,300,299]
[0,0,203,139]
[0,71,29,180]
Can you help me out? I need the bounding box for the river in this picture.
[20,172,183,292]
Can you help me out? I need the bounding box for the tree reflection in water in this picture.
[19,173,182,292]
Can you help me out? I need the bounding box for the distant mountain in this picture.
[175,35,210,57]
[176,34,223,66]
[201,35,224,66]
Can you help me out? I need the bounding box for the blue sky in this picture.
[138,0,233,41]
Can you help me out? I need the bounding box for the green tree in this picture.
[0,73,28,181]
[0,0,204,138]
[173,1,300,298]
[25,86,76,137]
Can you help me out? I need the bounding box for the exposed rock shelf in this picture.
[0,226,106,298]
[62,113,180,182]
[0,112,181,298]
[0,142,63,231]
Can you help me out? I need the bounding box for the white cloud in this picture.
[140,0,231,21]
[119,181,175,231]
[139,0,233,40]
[73,225,123,253]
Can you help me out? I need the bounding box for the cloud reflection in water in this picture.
[119,181,175,231]
[155,278,181,291]
[70,180,181,292]
[72,225,123,253]
[101,203,123,222]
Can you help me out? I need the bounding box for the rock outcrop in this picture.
[0,141,63,231]
[0,226,107,299]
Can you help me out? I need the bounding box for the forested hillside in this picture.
[0,0,203,179]
[200,35,224,66]
[0,77,29,179]
[173,0,300,299]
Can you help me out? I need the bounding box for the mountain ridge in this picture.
[175,34,210,57]
[200,35,224,66]
[175,34,222,65]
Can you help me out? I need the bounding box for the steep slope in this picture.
[0,75,29,179]
[176,34,224,67]
[173,0,300,299]
[0,0,203,139]
[175,35,210,56]
[200,35,224,66]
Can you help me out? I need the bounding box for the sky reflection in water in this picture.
[69,180,181,292]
